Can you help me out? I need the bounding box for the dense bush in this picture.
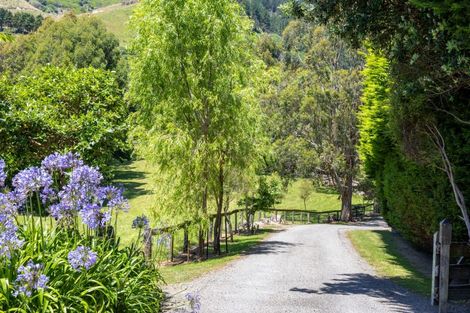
[0,66,129,178]
[0,9,43,34]
[0,153,163,312]
[0,14,123,79]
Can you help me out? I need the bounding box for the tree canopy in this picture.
[0,14,122,76]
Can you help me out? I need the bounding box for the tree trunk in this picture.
[183,227,189,253]
[198,185,208,259]
[340,181,353,221]
[213,158,224,255]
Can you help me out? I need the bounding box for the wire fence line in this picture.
[143,204,374,262]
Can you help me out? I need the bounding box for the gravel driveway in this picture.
[165,222,467,313]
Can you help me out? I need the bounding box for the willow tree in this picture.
[129,0,262,255]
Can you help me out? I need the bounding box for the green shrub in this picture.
[0,66,129,178]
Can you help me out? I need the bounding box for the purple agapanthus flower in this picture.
[41,152,83,174]
[69,166,102,189]
[185,292,201,313]
[0,213,24,259]
[0,192,18,215]
[97,186,129,212]
[131,215,149,229]
[79,204,111,229]
[48,202,76,223]
[12,167,54,205]
[0,159,6,188]
[68,245,98,271]
[13,261,48,297]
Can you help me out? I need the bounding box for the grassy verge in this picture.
[347,230,431,295]
[159,228,277,284]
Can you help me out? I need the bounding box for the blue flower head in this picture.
[132,215,149,229]
[13,261,49,297]
[0,213,24,259]
[0,159,6,188]
[41,152,83,174]
[12,167,54,205]
[68,245,98,271]
[185,292,201,313]
[79,204,111,229]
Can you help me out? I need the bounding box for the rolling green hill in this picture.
[90,3,136,45]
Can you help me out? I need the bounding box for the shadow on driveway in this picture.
[290,273,436,313]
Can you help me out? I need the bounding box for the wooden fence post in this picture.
[432,231,439,305]
[225,215,228,253]
[439,220,452,313]
[170,232,174,262]
[187,237,190,262]
[206,225,209,259]
[143,228,153,262]
[235,212,238,233]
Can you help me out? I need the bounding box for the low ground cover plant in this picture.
[0,153,163,312]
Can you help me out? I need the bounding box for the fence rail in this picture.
[143,203,373,263]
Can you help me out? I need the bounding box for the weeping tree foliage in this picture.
[129,0,264,255]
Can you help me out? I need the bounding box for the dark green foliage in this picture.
[0,66,129,177]
[238,175,283,212]
[239,0,289,33]
[292,0,470,247]
[0,8,42,34]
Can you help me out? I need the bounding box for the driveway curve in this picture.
[165,223,461,313]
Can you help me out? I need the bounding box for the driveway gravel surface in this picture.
[164,222,469,313]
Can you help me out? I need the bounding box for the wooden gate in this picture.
[432,219,470,313]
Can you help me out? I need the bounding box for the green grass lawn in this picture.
[159,228,276,284]
[92,3,136,45]
[347,230,431,295]
[113,159,156,246]
[277,179,364,212]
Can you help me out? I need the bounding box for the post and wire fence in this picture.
[143,204,373,263]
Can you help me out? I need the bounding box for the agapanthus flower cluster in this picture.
[12,167,54,205]
[185,292,201,313]
[97,186,129,212]
[0,213,24,259]
[0,192,18,215]
[79,204,111,229]
[0,159,6,188]
[68,245,98,271]
[41,157,127,230]
[132,215,149,229]
[41,152,83,174]
[13,261,49,297]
